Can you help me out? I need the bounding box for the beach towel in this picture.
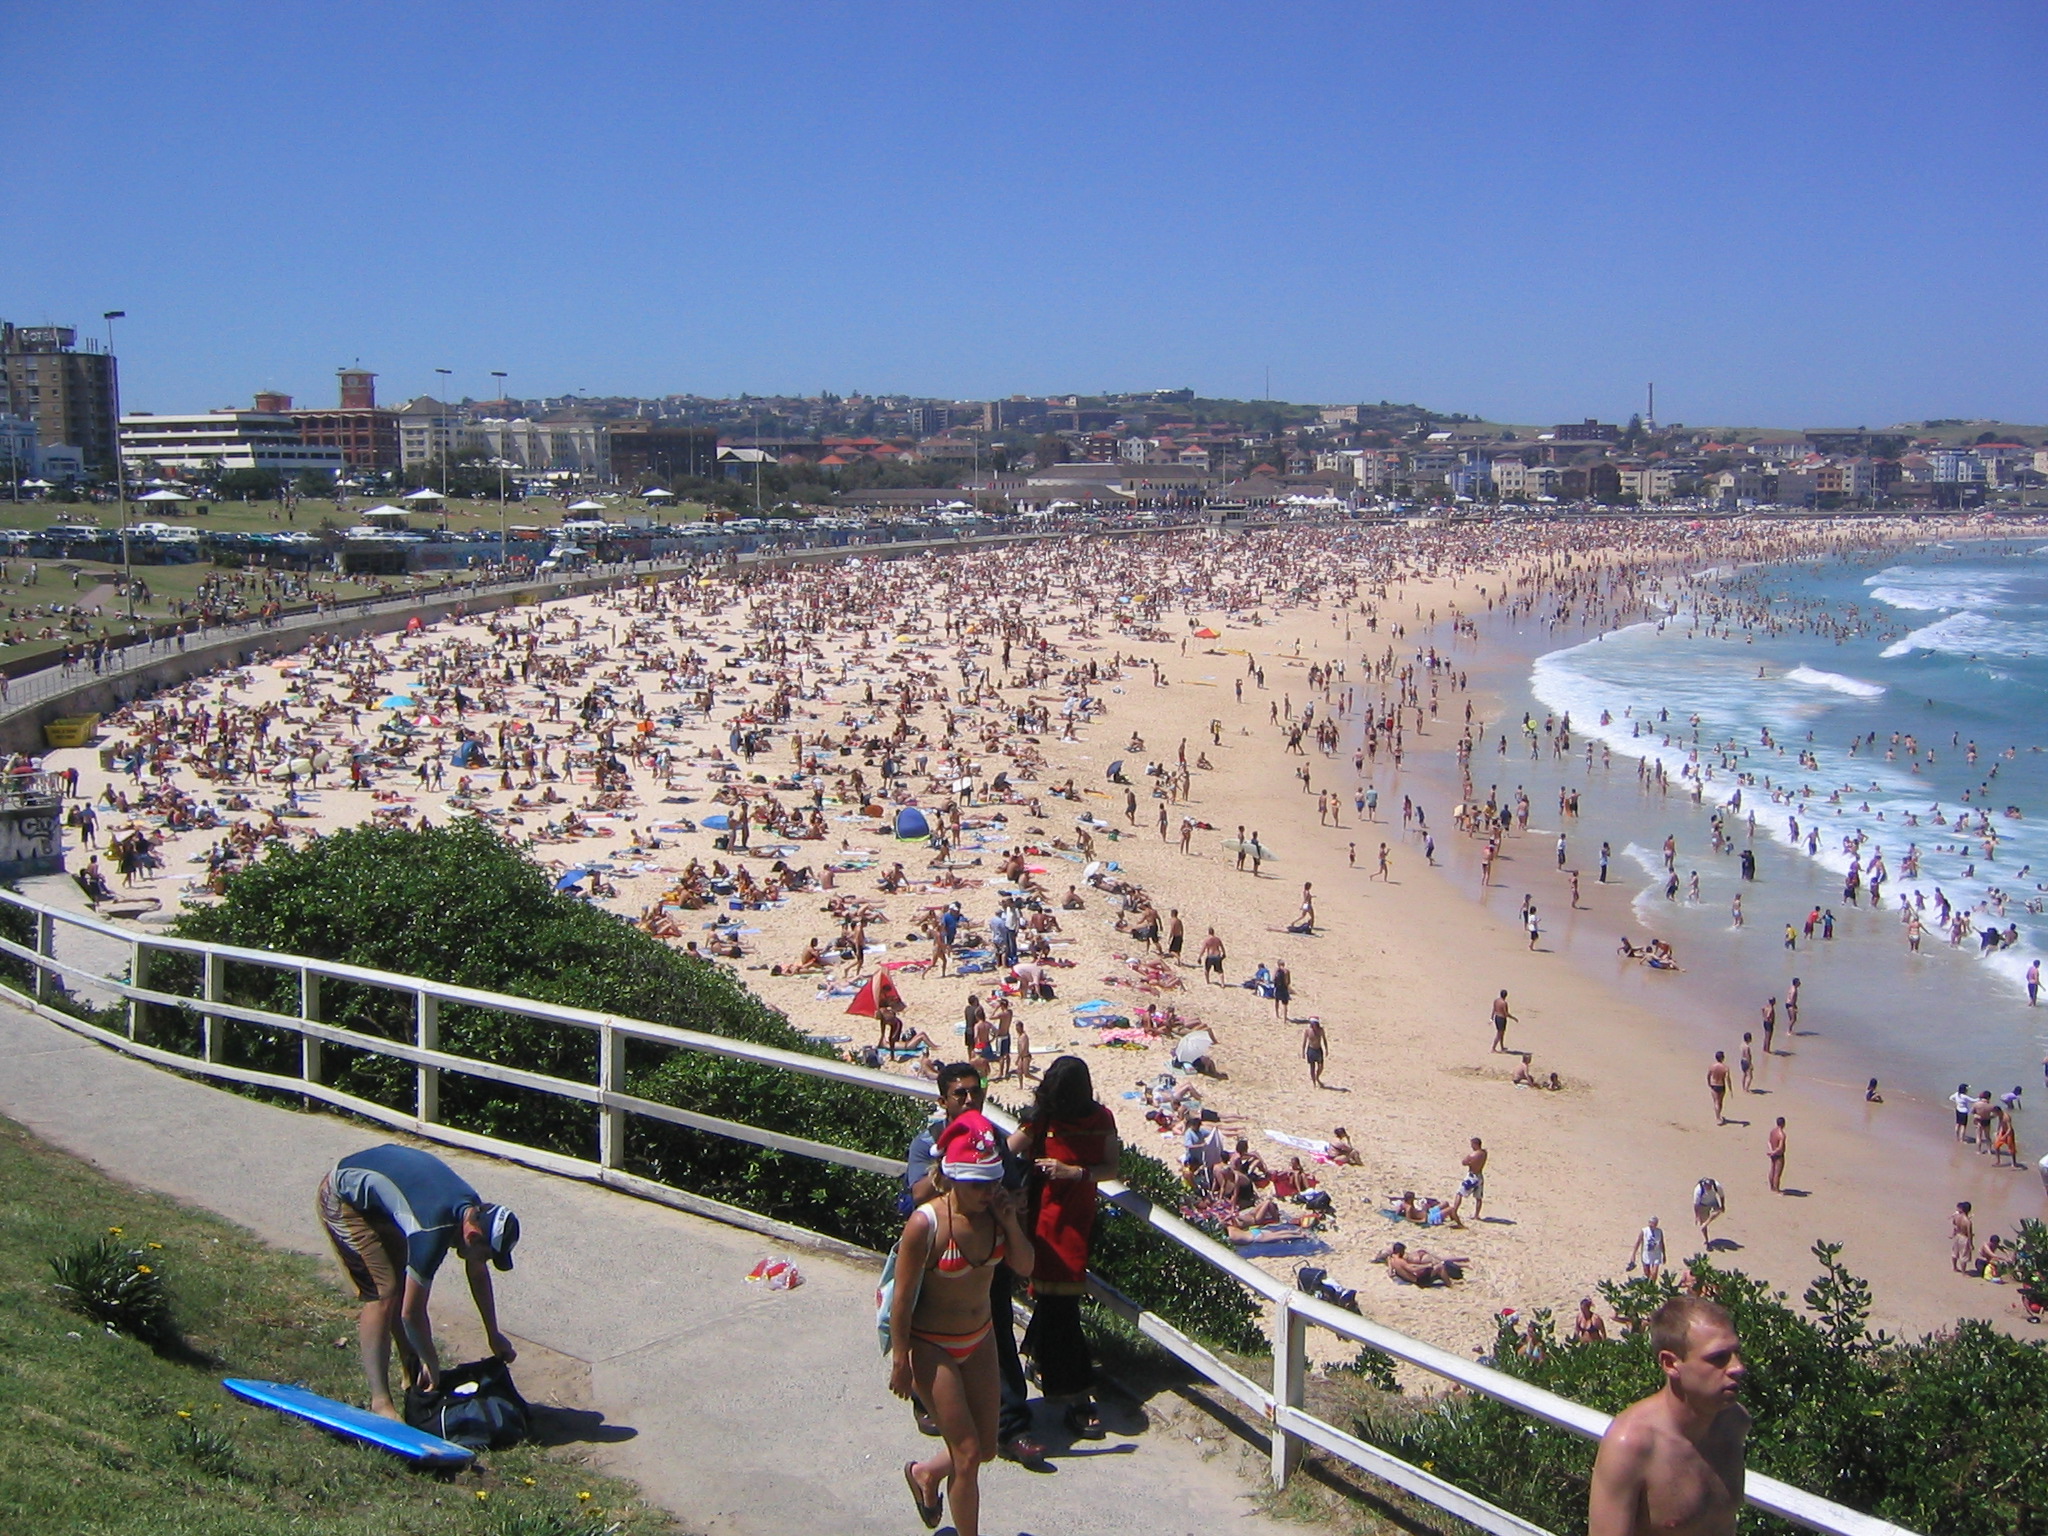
[1229,1230,1329,1258]
[1264,1131,1332,1155]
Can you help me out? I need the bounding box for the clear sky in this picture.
[9,2,2042,426]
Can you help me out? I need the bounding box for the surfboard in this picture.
[221,1378,476,1466]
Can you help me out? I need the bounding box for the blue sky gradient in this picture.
[9,2,2042,424]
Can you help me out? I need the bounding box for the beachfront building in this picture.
[0,322,120,474]
[396,397,460,471]
[118,406,346,478]
[0,414,38,484]
[292,370,401,473]
[470,416,612,479]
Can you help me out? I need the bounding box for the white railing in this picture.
[0,885,1917,1536]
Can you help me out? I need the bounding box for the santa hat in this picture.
[935,1110,1005,1182]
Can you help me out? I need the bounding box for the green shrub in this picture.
[50,1234,176,1344]
[166,1415,238,1477]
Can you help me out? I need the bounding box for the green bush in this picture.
[1366,1243,2048,1535]
[50,1234,177,1344]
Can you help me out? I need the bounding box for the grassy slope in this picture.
[0,1115,675,1536]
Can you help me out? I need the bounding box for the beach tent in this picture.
[1194,627,1220,639]
[641,487,675,500]
[567,498,606,512]
[449,739,487,768]
[844,968,904,1018]
[137,488,191,503]
[403,488,445,502]
[553,869,589,893]
[894,806,932,841]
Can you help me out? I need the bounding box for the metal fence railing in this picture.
[0,886,1916,1536]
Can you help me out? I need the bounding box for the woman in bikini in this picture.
[890,1110,1034,1536]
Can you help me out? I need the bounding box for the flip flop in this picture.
[903,1461,942,1529]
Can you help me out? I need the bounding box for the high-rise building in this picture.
[293,369,400,472]
[0,322,120,472]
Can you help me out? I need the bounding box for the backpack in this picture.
[405,1356,529,1452]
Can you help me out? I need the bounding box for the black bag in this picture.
[406,1356,530,1451]
[1294,1263,1360,1315]
[1299,1188,1332,1213]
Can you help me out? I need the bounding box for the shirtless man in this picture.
[1447,1136,1487,1226]
[1490,989,1516,1054]
[1707,1052,1731,1126]
[1198,926,1227,984]
[1301,1015,1329,1088]
[1766,1117,1786,1193]
[1951,1201,1975,1273]
[1588,1296,1749,1536]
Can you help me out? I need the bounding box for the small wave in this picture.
[1784,665,1885,699]
[1865,567,2023,612]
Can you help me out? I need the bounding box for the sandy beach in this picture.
[43,518,2043,1366]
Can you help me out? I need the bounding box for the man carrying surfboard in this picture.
[317,1144,521,1419]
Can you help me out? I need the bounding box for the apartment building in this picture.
[0,322,119,472]
[291,370,400,472]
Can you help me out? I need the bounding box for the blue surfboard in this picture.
[222,1378,475,1466]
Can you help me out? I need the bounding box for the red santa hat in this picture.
[935,1110,1005,1182]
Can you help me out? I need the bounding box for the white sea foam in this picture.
[1784,666,1886,699]
[1865,566,2024,612]
[1880,611,2045,661]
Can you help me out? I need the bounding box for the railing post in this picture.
[415,991,439,1125]
[598,1021,625,1170]
[1271,1294,1307,1489]
[129,938,150,1044]
[201,949,223,1063]
[299,968,322,1087]
[33,909,55,1002]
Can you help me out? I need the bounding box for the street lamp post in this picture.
[103,311,131,619]
[433,368,453,514]
[490,372,509,572]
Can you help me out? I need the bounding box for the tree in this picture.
[1034,432,1070,467]
[294,468,337,498]
[213,468,283,500]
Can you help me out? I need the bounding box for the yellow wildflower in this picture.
[136,1264,153,1274]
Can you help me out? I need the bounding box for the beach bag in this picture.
[406,1356,529,1451]
[1298,1188,1332,1215]
[875,1215,925,1355]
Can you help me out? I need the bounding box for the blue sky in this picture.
[8,2,2043,425]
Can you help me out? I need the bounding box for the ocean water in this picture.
[1513,538,2048,1104]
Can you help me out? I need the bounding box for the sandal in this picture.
[1063,1401,1103,1439]
[903,1461,942,1529]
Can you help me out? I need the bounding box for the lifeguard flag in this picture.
[846,969,904,1018]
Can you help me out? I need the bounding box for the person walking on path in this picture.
[1302,1016,1329,1088]
[1692,1176,1726,1251]
[892,1109,1036,1536]
[1587,1297,1749,1536]
[1490,989,1516,1054]
[316,1143,520,1419]
[1010,1057,1121,1442]
[902,1064,1046,1464]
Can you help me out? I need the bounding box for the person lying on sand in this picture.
[1374,1242,1468,1285]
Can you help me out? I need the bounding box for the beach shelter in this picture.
[844,968,904,1019]
[137,488,192,503]
[449,738,487,768]
[1105,759,1125,780]
[642,487,675,500]
[567,498,606,512]
[894,806,932,841]
[553,868,589,893]
[378,693,416,709]
[403,488,445,502]
[1194,627,1220,639]
[1171,1031,1216,1071]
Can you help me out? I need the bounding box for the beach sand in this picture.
[44,521,2040,1368]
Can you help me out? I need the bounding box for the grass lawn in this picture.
[0,1114,678,1536]
[0,498,713,539]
